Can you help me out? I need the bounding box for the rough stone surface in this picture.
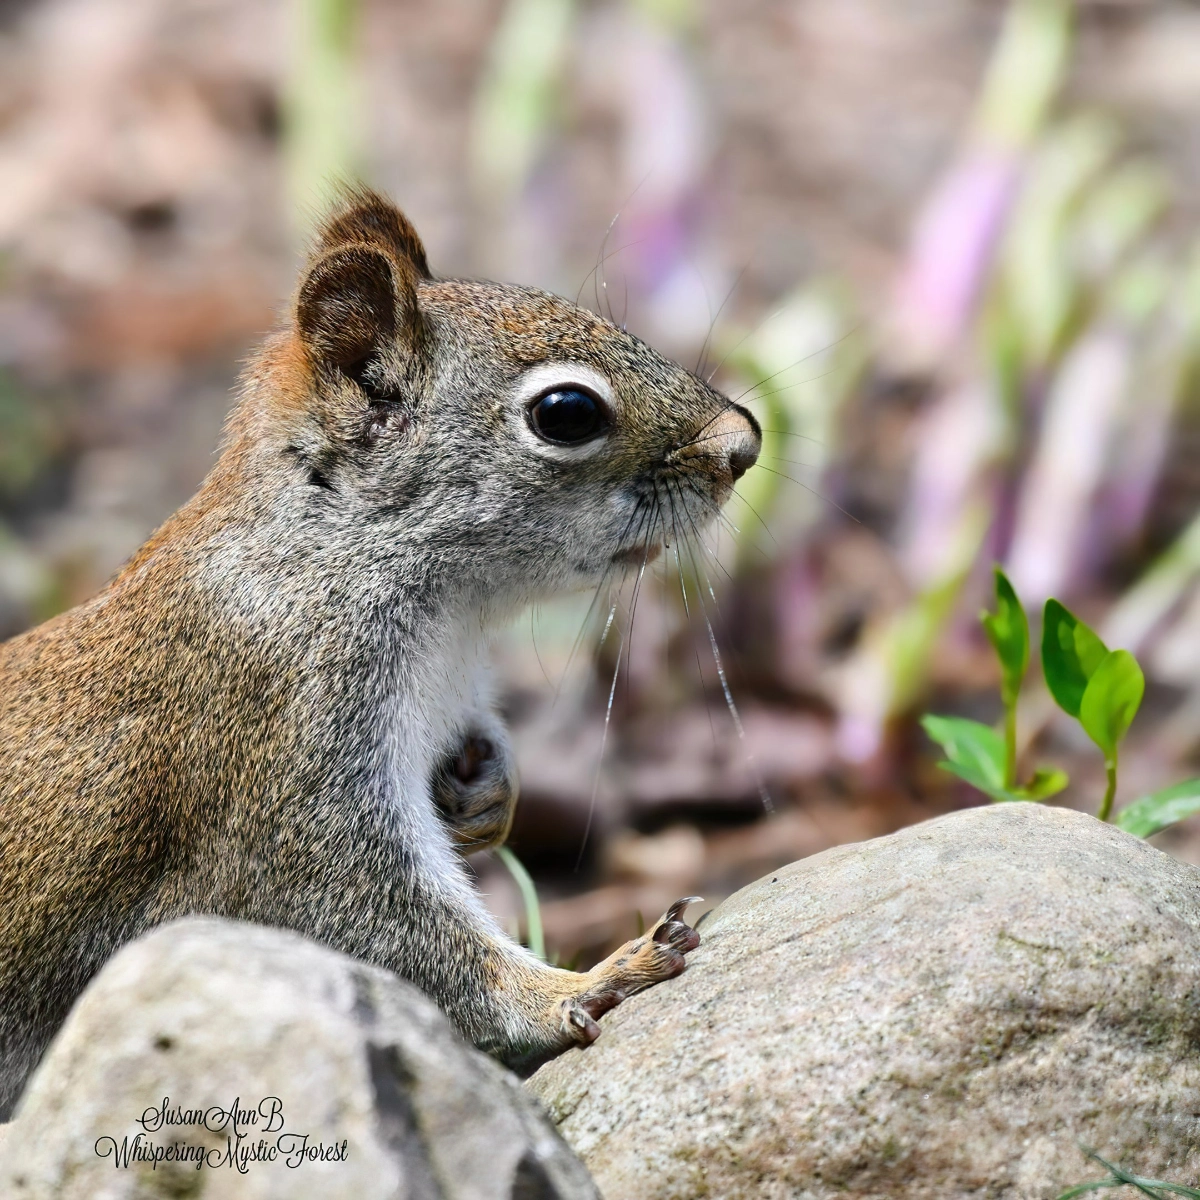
[529,803,1200,1199]
[0,918,597,1199]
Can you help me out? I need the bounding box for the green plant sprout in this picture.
[921,568,1067,803]
[1055,1146,1200,1199]
[983,568,1027,789]
[1042,598,1144,821]
[923,567,1200,838]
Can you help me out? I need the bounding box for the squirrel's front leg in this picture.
[491,896,702,1075]
[287,769,701,1073]
[432,710,518,853]
[383,691,701,1067]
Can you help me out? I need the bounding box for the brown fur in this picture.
[0,189,760,1116]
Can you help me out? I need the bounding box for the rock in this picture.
[0,918,597,1200]
[529,803,1200,1199]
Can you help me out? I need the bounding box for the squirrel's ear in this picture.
[296,244,418,371]
[315,187,431,281]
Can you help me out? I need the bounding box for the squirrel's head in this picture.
[241,189,760,610]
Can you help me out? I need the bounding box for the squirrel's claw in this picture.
[560,999,602,1045]
[651,896,703,952]
[661,896,703,924]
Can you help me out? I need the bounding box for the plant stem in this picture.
[1004,699,1018,790]
[1098,753,1118,822]
[495,845,545,961]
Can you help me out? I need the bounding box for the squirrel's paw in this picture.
[433,729,518,853]
[557,897,702,1047]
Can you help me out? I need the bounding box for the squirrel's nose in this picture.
[729,442,758,482]
[721,404,762,482]
[678,403,761,487]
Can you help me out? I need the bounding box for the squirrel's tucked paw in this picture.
[433,729,518,853]
[558,897,703,1047]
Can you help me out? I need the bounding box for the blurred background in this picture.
[3,0,1200,963]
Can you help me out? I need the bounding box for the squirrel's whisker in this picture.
[555,492,651,700]
[529,604,554,691]
[691,461,781,556]
[694,264,748,379]
[672,397,746,456]
[668,465,770,567]
[662,485,722,746]
[733,363,845,408]
[587,170,654,323]
[705,301,789,384]
[574,237,647,314]
[576,621,625,873]
[718,323,861,401]
[678,509,773,816]
[573,486,662,869]
[576,502,662,874]
[678,426,823,454]
[760,454,821,471]
[753,463,861,525]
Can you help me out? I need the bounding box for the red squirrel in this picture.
[0,189,761,1116]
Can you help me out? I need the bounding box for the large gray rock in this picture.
[529,803,1200,1199]
[0,918,597,1199]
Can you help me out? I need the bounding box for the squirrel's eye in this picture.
[528,388,609,445]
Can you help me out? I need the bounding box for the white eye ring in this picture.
[512,362,616,460]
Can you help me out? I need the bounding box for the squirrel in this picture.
[0,188,761,1117]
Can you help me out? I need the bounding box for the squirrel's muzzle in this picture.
[678,402,761,493]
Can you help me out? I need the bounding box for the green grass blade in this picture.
[1054,1182,1123,1200]
[1080,1148,1200,1199]
[496,845,545,962]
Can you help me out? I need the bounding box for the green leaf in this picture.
[1017,766,1070,801]
[981,567,1029,706]
[1078,649,1144,757]
[1042,599,1108,718]
[921,715,1009,801]
[923,714,1067,804]
[1115,779,1200,838]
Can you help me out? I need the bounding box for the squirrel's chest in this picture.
[377,630,491,799]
